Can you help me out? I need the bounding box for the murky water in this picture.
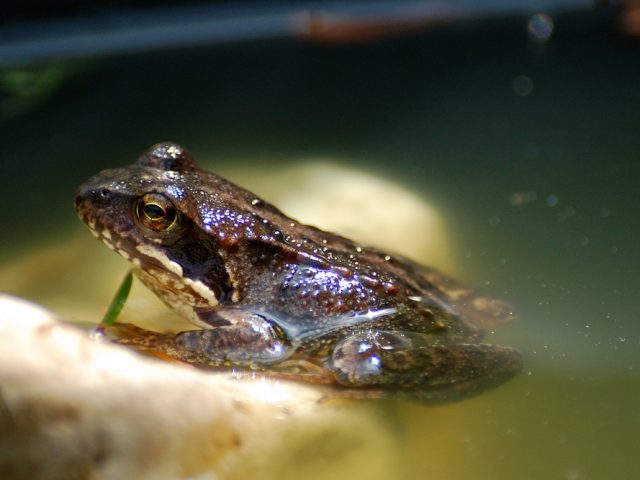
[1,9,638,480]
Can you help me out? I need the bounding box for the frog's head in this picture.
[75,142,262,322]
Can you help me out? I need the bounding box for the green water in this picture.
[1,10,638,480]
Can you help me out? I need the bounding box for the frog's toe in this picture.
[104,323,168,348]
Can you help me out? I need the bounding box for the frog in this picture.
[75,142,522,403]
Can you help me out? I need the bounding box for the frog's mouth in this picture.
[82,217,218,310]
[75,196,131,261]
[80,218,220,327]
[76,187,222,326]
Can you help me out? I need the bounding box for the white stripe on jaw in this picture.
[231,290,240,302]
[101,238,115,250]
[89,223,221,311]
[135,244,184,277]
[116,248,131,260]
[134,245,219,307]
[221,255,239,303]
[183,277,218,306]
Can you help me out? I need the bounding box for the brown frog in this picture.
[75,142,521,402]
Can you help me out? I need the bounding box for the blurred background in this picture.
[1,1,639,479]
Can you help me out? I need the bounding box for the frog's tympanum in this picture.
[76,143,521,403]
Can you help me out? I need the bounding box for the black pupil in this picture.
[143,203,166,220]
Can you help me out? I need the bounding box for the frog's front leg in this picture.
[108,308,291,367]
[329,330,522,399]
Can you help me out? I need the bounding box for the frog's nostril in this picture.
[75,186,112,211]
[88,188,112,204]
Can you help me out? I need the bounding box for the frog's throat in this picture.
[133,267,218,327]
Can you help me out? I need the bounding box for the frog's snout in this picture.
[75,184,91,220]
[74,184,90,214]
[75,180,115,216]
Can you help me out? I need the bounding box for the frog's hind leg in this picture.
[328,330,522,402]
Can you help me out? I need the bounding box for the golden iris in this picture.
[135,193,177,231]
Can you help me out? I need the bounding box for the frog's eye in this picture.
[135,193,178,231]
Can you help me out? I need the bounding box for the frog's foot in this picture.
[329,330,522,402]
[104,311,292,368]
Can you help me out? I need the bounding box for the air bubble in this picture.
[528,13,554,42]
[513,75,534,97]
[545,194,559,207]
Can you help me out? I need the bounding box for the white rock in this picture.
[0,295,396,480]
